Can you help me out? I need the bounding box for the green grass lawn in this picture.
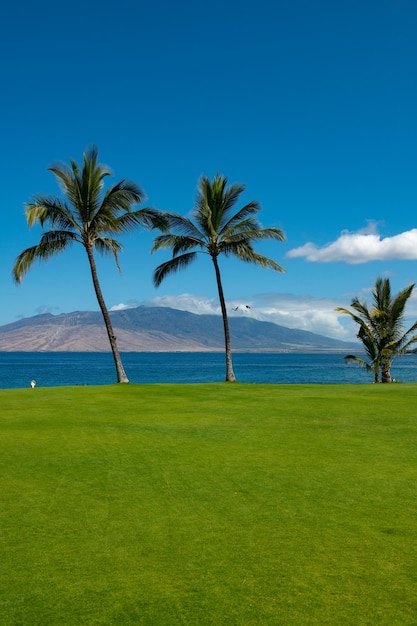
[1,383,417,625]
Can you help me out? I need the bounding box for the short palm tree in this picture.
[13,147,163,383]
[336,277,417,382]
[151,174,285,381]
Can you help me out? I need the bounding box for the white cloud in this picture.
[109,300,139,311]
[145,292,356,342]
[286,227,417,264]
[249,293,355,340]
[248,291,417,342]
[35,305,59,315]
[148,293,222,315]
[405,292,417,330]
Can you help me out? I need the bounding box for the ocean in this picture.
[2,351,417,389]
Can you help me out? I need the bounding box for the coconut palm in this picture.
[336,277,417,382]
[151,174,285,381]
[13,146,163,383]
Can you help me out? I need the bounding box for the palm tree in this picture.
[151,174,285,381]
[336,277,417,382]
[13,147,163,383]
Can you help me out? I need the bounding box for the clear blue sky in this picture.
[2,0,417,341]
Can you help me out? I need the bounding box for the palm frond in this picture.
[219,202,261,235]
[373,277,391,311]
[153,252,198,287]
[219,182,247,219]
[39,230,79,246]
[337,277,417,382]
[89,210,120,236]
[403,319,417,337]
[224,226,286,244]
[220,216,262,238]
[152,234,204,256]
[16,147,153,276]
[100,180,144,214]
[396,334,417,355]
[48,162,77,197]
[114,207,169,232]
[152,234,181,251]
[49,149,108,223]
[90,187,148,237]
[336,306,369,326]
[348,298,374,322]
[12,233,75,283]
[223,245,285,271]
[49,161,86,217]
[389,283,414,324]
[25,198,78,231]
[344,355,371,370]
[157,213,206,239]
[390,317,417,354]
[196,175,245,232]
[94,237,123,271]
[152,173,285,285]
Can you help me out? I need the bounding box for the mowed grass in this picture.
[1,383,417,625]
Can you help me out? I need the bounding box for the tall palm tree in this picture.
[13,147,163,383]
[336,277,417,382]
[151,174,285,381]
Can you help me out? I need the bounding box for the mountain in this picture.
[0,306,356,352]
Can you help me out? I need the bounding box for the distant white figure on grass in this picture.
[30,380,36,388]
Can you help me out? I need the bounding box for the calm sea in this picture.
[1,352,417,389]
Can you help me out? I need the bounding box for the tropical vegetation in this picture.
[151,174,285,381]
[336,277,417,382]
[12,147,164,383]
[1,382,417,624]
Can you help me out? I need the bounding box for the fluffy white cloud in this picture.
[248,293,354,340]
[286,227,417,264]
[148,293,222,315]
[109,300,139,311]
[146,292,356,341]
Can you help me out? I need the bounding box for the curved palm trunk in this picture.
[86,244,129,383]
[212,255,236,382]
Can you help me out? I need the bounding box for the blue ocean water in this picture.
[1,352,417,389]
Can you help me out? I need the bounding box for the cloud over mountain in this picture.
[145,292,354,341]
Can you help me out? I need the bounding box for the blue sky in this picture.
[2,0,417,342]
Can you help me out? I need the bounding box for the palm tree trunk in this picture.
[85,244,129,383]
[212,256,236,382]
[381,361,392,383]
